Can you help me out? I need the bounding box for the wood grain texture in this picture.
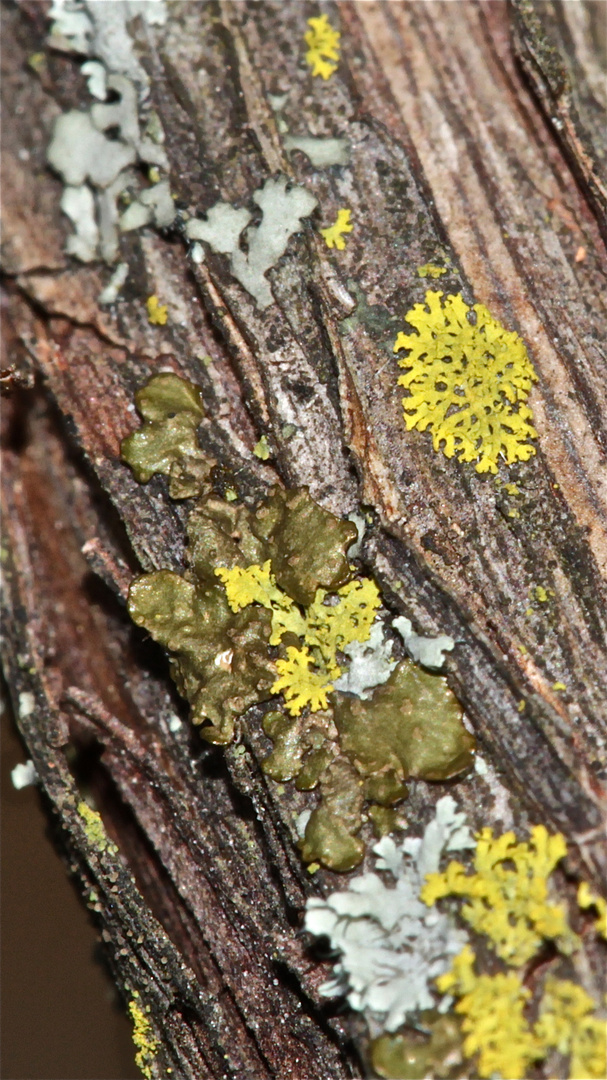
[2,2,605,1076]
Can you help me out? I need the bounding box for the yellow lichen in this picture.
[394,291,538,474]
[272,645,333,715]
[304,14,340,80]
[146,295,168,325]
[78,801,115,853]
[320,208,353,250]
[535,977,606,1080]
[578,881,607,939]
[417,263,447,278]
[553,681,567,691]
[436,946,539,1080]
[437,949,606,1080]
[215,563,381,708]
[253,434,271,460]
[129,996,159,1080]
[215,560,284,612]
[422,825,577,966]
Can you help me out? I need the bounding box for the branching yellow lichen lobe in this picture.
[394,291,538,474]
[422,824,576,965]
[304,14,340,80]
[146,294,168,325]
[320,209,353,250]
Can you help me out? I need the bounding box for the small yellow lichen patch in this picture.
[422,825,576,966]
[553,681,567,692]
[272,645,333,715]
[215,562,306,644]
[436,946,538,1080]
[78,801,114,853]
[304,14,340,80]
[578,881,607,939]
[320,209,353,250]
[129,996,159,1080]
[394,291,538,474]
[535,585,550,602]
[535,978,606,1080]
[253,435,271,460]
[417,263,447,278]
[146,295,168,325]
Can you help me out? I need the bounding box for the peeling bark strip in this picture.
[1,2,606,1078]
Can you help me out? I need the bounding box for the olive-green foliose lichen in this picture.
[371,1011,464,1080]
[121,372,214,498]
[123,375,475,870]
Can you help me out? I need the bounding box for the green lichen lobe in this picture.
[371,1011,464,1080]
[291,660,474,872]
[128,569,276,745]
[122,374,475,872]
[335,661,474,783]
[121,373,213,498]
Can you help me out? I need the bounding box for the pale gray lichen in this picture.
[304,796,473,1033]
[284,135,350,168]
[47,110,137,189]
[81,59,107,100]
[60,184,99,261]
[47,1,167,90]
[333,621,396,699]
[120,181,175,232]
[45,5,172,265]
[188,178,317,309]
[98,261,129,305]
[185,203,254,255]
[393,616,455,670]
[11,760,38,790]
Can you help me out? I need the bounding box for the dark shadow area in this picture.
[1,688,138,1080]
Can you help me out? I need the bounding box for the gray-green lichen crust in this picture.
[123,374,475,869]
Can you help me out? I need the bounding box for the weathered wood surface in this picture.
[1,2,606,1077]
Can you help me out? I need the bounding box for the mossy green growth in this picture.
[371,1011,464,1080]
[128,570,276,744]
[259,659,473,872]
[127,486,359,746]
[121,373,214,498]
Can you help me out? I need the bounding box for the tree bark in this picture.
[1,2,605,1078]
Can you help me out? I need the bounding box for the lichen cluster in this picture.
[122,374,474,871]
[308,803,606,1080]
[426,828,606,1080]
[394,291,538,474]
